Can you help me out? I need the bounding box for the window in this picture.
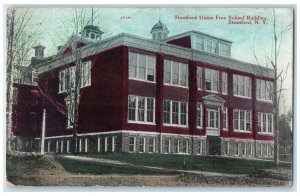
[233,75,252,98]
[220,44,230,57]
[58,61,91,93]
[149,138,155,153]
[164,138,170,154]
[112,136,117,152]
[32,70,38,84]
[235,143,239,156]
[242,143,246,156]
[207,40,212,53]
[195,36,204,51]
[196,103,203,128]
[198,140,203,154]
[182,140,188,153]
[31,90,38,107]
[223,107,228,130]
[233,109,252,132]
[138,138,145,153]
[97,137,101,152]
[207,108,219,129]
[222,72,227,94]
[257,112,274,133]
[81,61,91,87]
[163,100,188,126]
[164,60,188,87]
[128,95,155,123]
[197,67,203,89]
[256,79,273,101]
[129,52,156,82]
[65,98,75,128]
[205,68,219,92]
[129,137,135,152]
[212,41,218,54]
[13,88,18,104]
[175,139,179,153]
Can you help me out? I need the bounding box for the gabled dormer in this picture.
[165,31,232,58]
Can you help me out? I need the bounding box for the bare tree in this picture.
[6,8,43,154]
[37,8,99,153]
[250,9,293,165]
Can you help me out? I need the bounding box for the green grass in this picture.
[78,153,285,174]
[54,155,162,175]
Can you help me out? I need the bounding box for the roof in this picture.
[83,25,104,34]
[151,21,169,34]
[36,32,274,78]
[164,30,233,44]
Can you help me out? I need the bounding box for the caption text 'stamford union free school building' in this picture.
[12,20,275,159]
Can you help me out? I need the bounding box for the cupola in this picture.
[151,20,169,41]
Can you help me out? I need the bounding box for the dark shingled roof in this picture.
[151,20,169,33]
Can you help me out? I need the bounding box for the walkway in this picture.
[58,155,247,177]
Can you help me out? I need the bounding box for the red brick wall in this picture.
[167,36,191,48]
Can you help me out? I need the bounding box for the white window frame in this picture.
[84,138,88,152]
[235,143,239,156]
[197,66,203,90]
[138,137,145,153]
[223,107,228,130]
[205,68,219,93]
[257,112,274,134]
[61,140,64,153]
[207,108,219,129]
[222,72,228,94]
[97,137,101,152]
[197,140,203,155]
[220,43,230,57]
[81,61,92,87]
[65,97,75,128]
[128,95,155,124]
[149,138,155,153]
[67,140,70,153]
[129,137,136,152]
[196,102,203,128]
[164,138,171,154]
[79,139,82,153]
[56,140,59,153]
[233,109,252,132]
[233,74,252,98]
[163,100,188,127]
[58,61,92,94]
[194,36,205,51]
[256,79,273,102]
[104,137,108,152]
[112,136,116,152]
[164,59,188,88]
[129,52,156,83]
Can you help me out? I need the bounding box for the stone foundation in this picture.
[15,131,274,160]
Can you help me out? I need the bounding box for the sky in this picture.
[12,7,294,113]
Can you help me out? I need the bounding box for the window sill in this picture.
[129,77,156,84]
[196,126,203,129]
[128,121,156,125]
[163,123,188,128]
[257,99,273,103]
[257,132,274,135]
[207,127,219,130]
[164,83,189,89]
[234,130,252,133]
[205,90,219,94]
[233,95,252,99]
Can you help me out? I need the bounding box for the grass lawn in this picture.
[77,153,287,174]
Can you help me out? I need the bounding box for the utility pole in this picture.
[6,9,15,154]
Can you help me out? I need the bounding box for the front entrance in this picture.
[207,136,221,155]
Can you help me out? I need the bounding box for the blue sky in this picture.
[15,7,294,112]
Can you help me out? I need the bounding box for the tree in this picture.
[278,111,292,157]
[37,8,98,153]
[6,8,43,154]
[250,9,293,165]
